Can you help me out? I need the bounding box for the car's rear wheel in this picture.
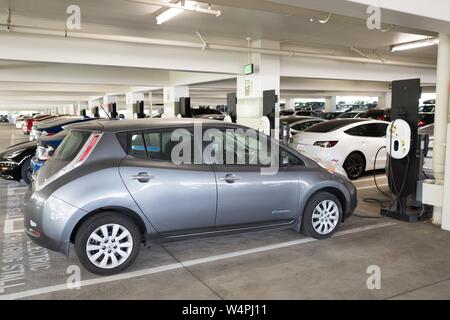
[20,158,33,185]
[343,152,365,179]
[74,212,141,275]
[301,192,342,239]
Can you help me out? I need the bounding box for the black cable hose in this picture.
[357,146,391,219]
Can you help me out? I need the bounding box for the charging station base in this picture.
[380,208,432,223]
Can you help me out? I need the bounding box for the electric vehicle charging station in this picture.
[381,79,432,222]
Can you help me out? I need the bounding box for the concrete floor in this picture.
[0,122,449,300]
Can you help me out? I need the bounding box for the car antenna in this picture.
[99,104,111,119]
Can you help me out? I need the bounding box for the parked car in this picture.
[23,119,357,275]
[190,107,224,118]
[30,130,68,176]
[321,112,341,120]
[293,111,322,118]
[362,109,391,122]
[30,116,91,141]
[0,115,9,123]
[418,113,435,127]
[419,104,435,113]
[0,140,36,184]
[281,116,325,137]
[336,111,366,119]
[290,119,389,179]
[22,114,57,135]
[280,109,295,117]
[15,115,30,129]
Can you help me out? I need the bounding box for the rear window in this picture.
[304,119,365,133]
[52,131,91,162]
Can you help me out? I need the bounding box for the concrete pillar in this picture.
[236,40,280,130]
[378,92,392,109]
[285,98,296,110]
[163,86,189,118]
[147,92,153,118]
[325,97,337,112]
[433,33,450,226]
[126,92,145,119]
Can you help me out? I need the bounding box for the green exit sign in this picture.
[244,63,254,75]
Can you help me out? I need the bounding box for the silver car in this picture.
[23,119,357,275]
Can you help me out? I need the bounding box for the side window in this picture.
[129,130,194,162]
[345,125,367,136]
[129,133,147,159]
[345,124,387,137]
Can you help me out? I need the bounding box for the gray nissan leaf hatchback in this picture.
[22,119,357,275]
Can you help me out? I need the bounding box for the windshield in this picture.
[39,130,91,179]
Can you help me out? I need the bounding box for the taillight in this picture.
[78,134,101,162]
[313,141,339,148]
[418,120,426,127]
[376,115,385,121]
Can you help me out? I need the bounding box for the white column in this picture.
[378,92,392,109]
[126,92,145,119]
[163,86,189,118]
[285,98,296,110]
[147,92,153,117]
[236,40,280,130]
[325,97,337,112]
[433,33,450,227]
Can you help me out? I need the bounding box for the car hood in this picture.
[0,141,36,159]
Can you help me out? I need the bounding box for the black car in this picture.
[321,112,341,120]
[0,141,36,184]
[0,115,9,123]
[190,107,224,118]
[294,110,322,117]
[418,113,435,127]
[0,131,68,184]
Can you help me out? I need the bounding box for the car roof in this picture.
[66,118,245,133]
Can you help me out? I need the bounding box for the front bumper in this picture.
[22,187,84,256]
[0,160,20,180]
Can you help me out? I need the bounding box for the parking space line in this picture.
[0,221,396,300]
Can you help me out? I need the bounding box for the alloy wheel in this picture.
[344,154,364,179]
[311,200,339,235]
[86,224,134,269]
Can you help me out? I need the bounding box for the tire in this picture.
[20,158,33,185]
[343,152,365,180]
[74,212,142,275]
[301,191,343,240]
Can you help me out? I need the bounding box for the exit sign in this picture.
[244,63,254,75]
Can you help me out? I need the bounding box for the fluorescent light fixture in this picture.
[391,37,439,52]
[156,1,197,25]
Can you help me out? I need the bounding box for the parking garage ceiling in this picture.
[0,0,442,110]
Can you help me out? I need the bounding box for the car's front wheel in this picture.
[74,212,141,275]
[20,158,33,185]
[301,192,342,239]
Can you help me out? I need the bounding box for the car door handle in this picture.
[130,172,155,183]
[220,174,240,183]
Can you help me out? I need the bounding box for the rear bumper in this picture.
[22,187,84,256]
